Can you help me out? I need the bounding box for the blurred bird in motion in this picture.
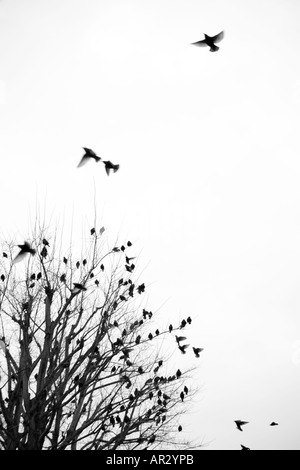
[193,347,203,358]
[12,242,36,265]
[235,420,249,431]
[191,31,224,52]
[103,160,120,175]
[77,147,101,168]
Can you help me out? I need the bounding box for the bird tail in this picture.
[210,44,219,52]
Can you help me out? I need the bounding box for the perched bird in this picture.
[180,391,185,402]
[184,386,188,395]
[270,422,279,426]
[193,347,204,358]
[191,31,224,52]
[102,160,120,176]
[241,445,250,450]
[40,246,48,258]
[1,274,5,282]
[90,227,96,236]
[180,319,187,329]
[77,147,101,168]
[42,238,49,246]
[100,226,105,235]
[176,369,182,379]
[3,252,8,258]
[187,316,192,324]
[71,283,87,294]
[178,425,182,432]
[235,420,249,432]
[13,242,36,264]
[169,324,173,333]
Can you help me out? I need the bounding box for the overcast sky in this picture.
[1,0,300,450]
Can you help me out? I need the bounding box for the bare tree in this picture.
[0,226,200,450]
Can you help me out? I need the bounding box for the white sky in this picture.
[1,0,300,450]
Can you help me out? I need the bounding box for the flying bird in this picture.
[191,31,224,52]
[193,347,204,358]
[12,242,36,264]
[77,147,101,168]
[270,422,279,426]
[176,335,187,344]
[178,344,190,354]
[71,283,87,294]
[102,160,120,175]
[235,420,249,432]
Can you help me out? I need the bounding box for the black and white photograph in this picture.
[0,0,300,452]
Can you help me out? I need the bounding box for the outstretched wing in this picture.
[211,31,224,43]
[83,147,97,157]
[12,251,28,265]
[77,156,89,168]
[191,39,207,47]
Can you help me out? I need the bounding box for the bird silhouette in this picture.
[40,246,48,258]
[102,160,120,175]
[42,238,49,246]
[193,347,204,358]
[1,274,5,282]
[90,227,96,236]
[178,344,190,354]
[3,252,8,258]
[77,147,101,168]
[180,391,185,402]
[270,422,279,426]
[180,319,187,329]
[12,242,36,264]
[184,386,188,395]
[178,425,182,432]
[241,445,250,450]
[191,31,224,52]
[71,283,87,294]
[169,324,173,333]
[176,369,182,379]
[235,420,249,431]
[176,335,187,344]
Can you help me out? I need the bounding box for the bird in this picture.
[42,238,49,246]
[102,160,120,176]
[191,31,224,52]
[71,283,87,294]
[180,391,185,402]
[169,324,173,333]
[235,420,249,432]
[193,347,204,358]
[176,335,187,344]
[241,445,250,450]
[184,386,188,395]
[178,425,182,432]
[40,246,48,258]
[270,422,279,426]
[3,252,8,258]
[178,344,190,354]
[90,227,96,236]
[12,242,36,264]
[77,147,101,168]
